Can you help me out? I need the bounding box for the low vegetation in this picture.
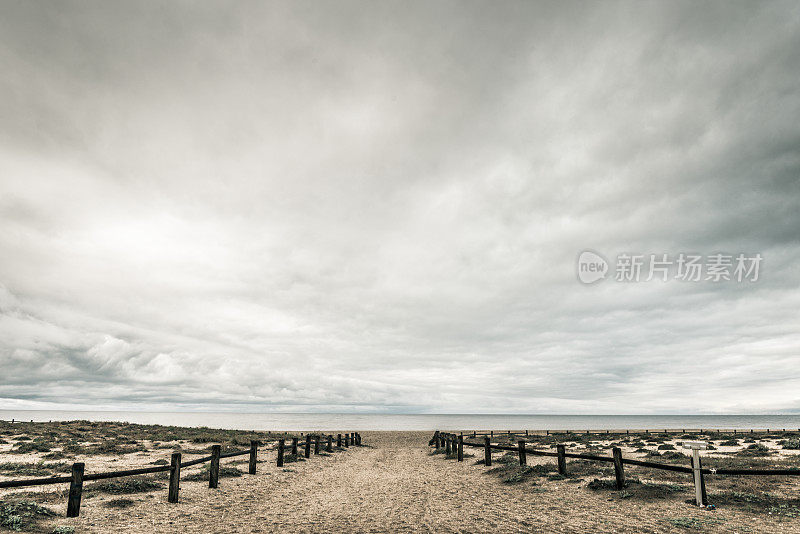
[84,476,165,496]
[0,462,70,476]
[0,420,298,459]
[182,466,244,482]
[0,500,57,532]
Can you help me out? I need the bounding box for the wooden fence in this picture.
[0,432,362,517]
[454,428,800,437]
[432,431,800,507]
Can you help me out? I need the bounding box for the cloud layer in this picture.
[1,1,799,413]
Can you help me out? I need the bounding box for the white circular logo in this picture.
[576,250,609,284]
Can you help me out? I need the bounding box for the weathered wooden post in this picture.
[292,437,298,456]
[612,447,625,490]
[277,439,285,467]
[304,438,311,458]
[314,436,320,455]
[445,435,452,455]
[683,441,708,506]
[248,440,258,475]
[168,452,181,503]
[434,431,440,448]
[209,445,221,488]
[518,440,527,466]
[698,457,708,505]
[556,444,566,475]
[490,430,493,437]
[484,437,492,466]
[327,435,333,452]
[337,433,342,447]
[66,462,84,517]
[357,433,362,446]
[457,435,464,462]
[344,433,350,447]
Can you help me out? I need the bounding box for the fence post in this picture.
[457,435,464,462]
[168,452,181,503]
[209,445,221,488]
[337,433,342,447]
[327,435,333,452]
[357,433,362,446]
[612,447,625,490]
[484,437,492,466]
[314,436,320,455]
[66,462,84,517]
[304,438,312,458]
[556,444,566,475]
[518,440,527,466]
[277,439,285,467]
[249,440,258,475]
[689,453,701,505]
[445,435,452,455]
[698,456,708,505]
[292,437,298,456]
[434,431,440,448]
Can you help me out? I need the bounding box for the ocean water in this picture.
[2,411,800,432]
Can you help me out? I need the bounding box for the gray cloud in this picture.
[1,1,799,413]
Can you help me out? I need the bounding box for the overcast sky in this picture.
[1,1,799,414]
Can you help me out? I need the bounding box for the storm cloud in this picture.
[1,0,799,413]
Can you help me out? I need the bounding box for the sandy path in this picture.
[64,431,798,533]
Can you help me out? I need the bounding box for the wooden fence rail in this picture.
[432,431,800,507]
[0,432,363,517]
[454,428,800,438]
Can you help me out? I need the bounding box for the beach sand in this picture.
[2,431,783,533]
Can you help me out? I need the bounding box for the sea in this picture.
[2,411,800,432]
